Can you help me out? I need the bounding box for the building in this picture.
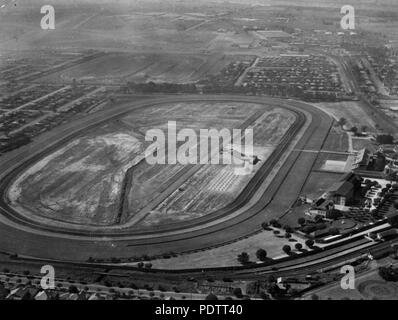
[307,172,362,218]
[326,172,362,206]
[307,198,335,218]
[376,229,398,241]
[353,149,388,177]
[352,148,372,171]
[326,180,353,206]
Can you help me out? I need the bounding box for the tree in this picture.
[311,294,320,300]
[338,117,347,126]
[233,288,243,298]
[282,245,292,254]
[329,228,340,236]
[285,232,292,239]
[205,293,218,300]
[314,215,324,223]
[137,262,144,269]
[351,126,358,135]
[284,226,293,233]
[256,249,268,261]
[269,219,279,227]
[237,252,250,265]
[305,239,314,248]
[267,274,276,283]
[261,222,269,230]
[260,292,270,300]
[295,243,303,251]
[327,209,342,220]
[298,218,306,226]
[376,134,394,145]
[69,285,79,294]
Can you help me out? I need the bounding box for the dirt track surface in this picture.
[0,95,333,261]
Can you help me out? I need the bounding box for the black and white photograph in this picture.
[0,0,398,309]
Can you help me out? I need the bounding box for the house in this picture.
[7,286,39,300]
[69,293,79,301]
[326,180,354,206]
[352,149,372,171]
[307,198,335,218]
[340,172,362,189]
[327,172,362,206]
[307,172,362,218]
[377,229,397,241]
[35,291,48,300]
[310,228,332,239]
[88,293,100,301]
[354,149,387,173]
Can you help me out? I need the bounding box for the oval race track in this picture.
[0,95,333,261]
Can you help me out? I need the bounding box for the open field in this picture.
[143,229,307,269]
[8,121,146,226]
[138,108,296,227]
[313,153,348,172]
[315,101,378,132]
[352,137,378,152]
[321,126,349,152]
[140,147,273,227]
[39,52,239,84]
[301,171,343,200]
[0,8,218,52]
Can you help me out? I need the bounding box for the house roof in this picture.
[35,291,48,300]
[352,149,371,167]
[88,294,99,301]
[340,171,361,183]
[312,198,334,210]
[329,181,353,197]
[311,228,331,238]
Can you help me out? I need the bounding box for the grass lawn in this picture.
[301,171,342,200]
[314,153,348,171]
[322,126,349,152]
[352,137,378,152]
[141,230,308,269]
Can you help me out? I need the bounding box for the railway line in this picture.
[6,236,396,285]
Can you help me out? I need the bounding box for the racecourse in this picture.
[0,95,333,261]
